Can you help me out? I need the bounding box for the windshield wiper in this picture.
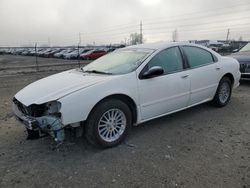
[83,69,113,75]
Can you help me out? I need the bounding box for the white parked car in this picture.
[64,48,92,59]
[12,42,240,148]
[54,49,73,58]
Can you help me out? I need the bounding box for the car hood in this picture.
[15,69,113,106]
[230,51,250,62]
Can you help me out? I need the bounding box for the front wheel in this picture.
[212,77,232,107]
[85,99,132,148]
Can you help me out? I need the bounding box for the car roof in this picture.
[124,41,203,51]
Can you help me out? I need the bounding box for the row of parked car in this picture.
[0,46,122,60]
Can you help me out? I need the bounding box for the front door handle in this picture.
[181,75,189,78]
[216,67,221,70]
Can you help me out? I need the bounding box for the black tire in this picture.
[212,77,232,107]
[85,99,132,148]
[26,129,40,140]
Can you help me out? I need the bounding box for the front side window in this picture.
[147,47,183,74]
[183,46,214,68]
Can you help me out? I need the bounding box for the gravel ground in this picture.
[0,55,249,188]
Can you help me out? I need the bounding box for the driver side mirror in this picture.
[141,66,164,79]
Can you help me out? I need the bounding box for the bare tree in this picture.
[130,33,143,45]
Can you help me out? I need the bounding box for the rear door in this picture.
[181,46,221,106]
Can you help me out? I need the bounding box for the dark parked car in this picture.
[230,43,250,80]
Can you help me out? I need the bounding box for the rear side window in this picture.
[183,46,214,68]
[147,47,183,74]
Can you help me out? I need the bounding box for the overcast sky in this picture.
[0,0,249,46]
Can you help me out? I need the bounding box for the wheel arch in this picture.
[222,73,234,86]
[86,94,138,125]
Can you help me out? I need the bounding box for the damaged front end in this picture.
[12,98,65,143]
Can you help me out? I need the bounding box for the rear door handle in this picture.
[181,75,189,78]
[216,67,221,70]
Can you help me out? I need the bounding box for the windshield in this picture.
[82,49,153,74]
[240,43,250,52]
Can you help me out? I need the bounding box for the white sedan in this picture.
[12,42,240,148]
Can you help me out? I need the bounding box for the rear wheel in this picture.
[212,77,232,107]
[85,99,132,148]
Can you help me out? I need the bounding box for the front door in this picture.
[137,46,191,121]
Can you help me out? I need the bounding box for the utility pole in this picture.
[140,21,142,44]
[48,37,51,47]
[78,33,82,68]
[226,29,230,42]
[172,29,178,42]
[35,42,39,72]
[78,43,80,68]
[78,32,82,47]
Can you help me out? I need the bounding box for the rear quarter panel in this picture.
[219,56,240,88]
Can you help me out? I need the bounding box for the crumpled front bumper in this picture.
[12,102,65,142]
[12,102,39,130]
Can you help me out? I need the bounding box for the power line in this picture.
[81,14,250,39]
[142,1,250,23]
[5,2,250,46]
[143,16,250,31]
[143,23,250,34]
[33,2,250,45]
[62,18,250,41]
[143,12,250,28]
[145,29,248,36]
[80,24,138,36]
